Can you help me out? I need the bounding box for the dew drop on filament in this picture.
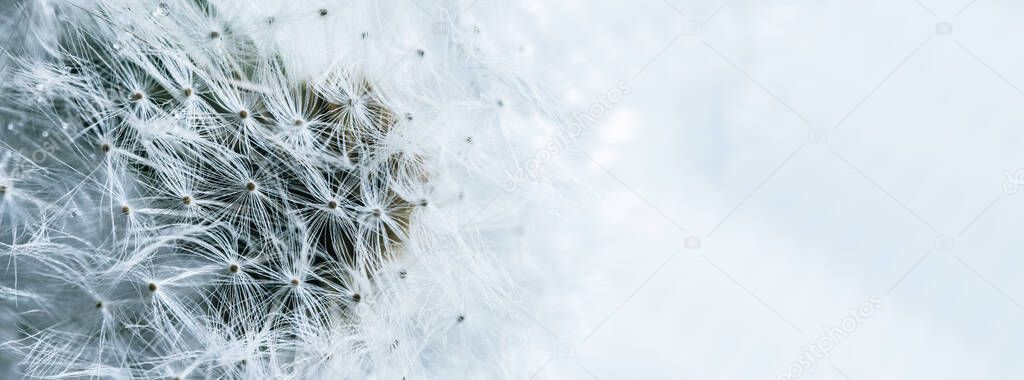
[152,3,169,17]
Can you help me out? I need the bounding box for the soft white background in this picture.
[499,0,1024,378]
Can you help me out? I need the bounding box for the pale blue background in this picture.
[510,0,1024,378]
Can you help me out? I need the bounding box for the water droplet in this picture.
[41,131,49,138]
[152,3,169,17]
[5,123,13,131]
[60,122,69,130]
[69,208,80,217]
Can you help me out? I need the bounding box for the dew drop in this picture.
[152,3,169,17]
[41,131,49,138]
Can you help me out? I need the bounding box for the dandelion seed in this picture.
[101,143,111,153]
[148,282,158,292]
[456,315,465,322]
[319,9,328,16]
[417,199,428,207]
[95,301,103,309]
[209,30,220,39]
[121,205,130,214]
[327,200,338,209]
[290,278,300,286]
[292,118,304,126]
[245,181,257,192]
[399,270,407,279]
[182,195,192,205]
[416,49,425,57]
[229,264,239,273]
[238,109,249,119]
[130,91,144,101]
[182,87,193,97]
[351,293,361,303]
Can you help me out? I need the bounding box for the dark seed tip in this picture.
[319,9,328,16]
[228,264,239,273]
[352,293,361,303]
[327,200,338,209]
[147,282,157,292]
[245,181,256,192]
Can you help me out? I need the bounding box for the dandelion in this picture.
[0,0,553,378]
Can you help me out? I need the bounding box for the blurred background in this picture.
[492,0,1024,378]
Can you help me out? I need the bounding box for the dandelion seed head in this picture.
[0,0,558,378]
